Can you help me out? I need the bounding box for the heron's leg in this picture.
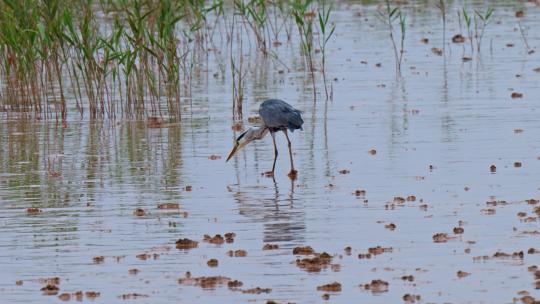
[271,132,278,173]
[283,129,295,172]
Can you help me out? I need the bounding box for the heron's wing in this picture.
[259,99,304,131]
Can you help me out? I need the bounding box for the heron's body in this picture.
[226,99,304,178]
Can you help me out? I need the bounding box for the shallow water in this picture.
[2,1,540,303]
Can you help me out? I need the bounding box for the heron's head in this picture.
[226,128,253,162]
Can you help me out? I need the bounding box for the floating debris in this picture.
[457,270,470,278]
[93,256,105,264]
[403,294,421,303]
[227,250,247,257]
[26,208,41,215]
[511,92,523,99]
[178,274,231,289]
[241,287,272,294]
[295,252,333,272]
[452,34,465,43]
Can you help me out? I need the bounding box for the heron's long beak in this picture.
[226,140,248,162]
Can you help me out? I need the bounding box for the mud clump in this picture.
[368,149,377,155]
[208,155,221,160]
[493,251,524,259]
[358,253,372,259]
[15,280,23,286]
[85,291,100,299]
[344,246,352,255]
[401,275,414,282]
[433,233,452,243]
[227,280,243,289]
[317,282,342,292]
[241,287,272,294]
[224,232,236,243]
[403,294,422,303]
[515,162,522,168]
[176,238,198,250]
[322,293,330,300]
[178,274,232,289]
[58,293,71,301]
[41,284,60,295]
[512,92,524,99]
[293,246,315,255]
[203,234,225,245]
[452,34,465,43]
[490,165,497,173]
[516,10,524,18]
[367,246,393,256]
[385,223,396,230]
[296,252,333,272]
[207,259,219,267]
[339,169,350,174]
[453,227,464,234]
[120,293,149,300]
[227,250,247,257]
[157,203,179,209]
[128,268,140,275]
[354,190,366,196]
[362,279,389,293]
[263,244,279,250]
[26,208,41,215]
[457,270,470,278]
[133,208,145,216]
[93,256,105,264]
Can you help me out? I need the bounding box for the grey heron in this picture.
[226,99,304,178]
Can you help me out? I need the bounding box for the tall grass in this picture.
[0,0,335,121]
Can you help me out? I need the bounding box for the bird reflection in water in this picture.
[232,178,305,244]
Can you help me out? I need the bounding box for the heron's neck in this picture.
[252,126,268,140]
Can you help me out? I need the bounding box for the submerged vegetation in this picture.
[0,0,336,122]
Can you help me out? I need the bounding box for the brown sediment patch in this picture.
[361,279,389,293]
[407,195,416,202]
[224,232,236,243]
[512,92,523,99]
[58,293,71,301]
[227,250,247,257]
[527,199,538,205]
[293,246,314,255]
[368,246,393,256]
[393,196,406,204]
[474,251,524,261]
[457,270,470,278]
[227,280,243,289]
[128,268,140,275]
[207,259,219,267]
[136,253,151,260]
[321,293,330,300]
[481,208,496,215]
[354,190,366,196]
[93,256,105,264]
[39,277,60,285]
[241,287,272,294]
[521,295,538,304]
[431,47,443,56]
[27,208,41,215]
[453,227,464,234]
[178,274,232,289]
[515,162,522,168]
[133,208,145,216]
[420,38,429,44]
[403,294,421,303]
[317,282,341,292]
[344,246,352,255]
[339,169,350,174]
[185,185,192,191]
[528,248,540,254]
[119,293,149,300]
[452,34,465,43]
[295,252,332,272]
[147,117,167,128]
[41,284,59,295]
[486,200,507,206]
[490,165,497,172]
[85,291,100,299]
[385,223,396,230]
[358,253,372,259]
[208,155,221,160]
[157,203,179,209]
[516,10,524,18]
[401,275,414,282]
[263,244,279,250]
[15,280,23,286]
[176,238,198,250]
[369,149,377,155]
[203,234,225,245]
[433,233,454,243]
[288,170,298,180]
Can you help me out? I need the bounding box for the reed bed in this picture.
[0,0,335,122]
